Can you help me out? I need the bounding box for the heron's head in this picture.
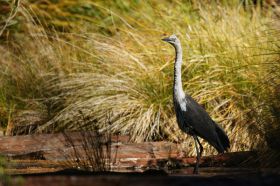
[161,34,179,46]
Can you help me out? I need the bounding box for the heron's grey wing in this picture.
[183,95,216,138]
[183,94,229,152]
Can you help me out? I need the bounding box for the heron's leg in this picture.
[194,135,203,157]
[193,135,200,174]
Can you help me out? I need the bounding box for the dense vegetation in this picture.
[0,0,280,160]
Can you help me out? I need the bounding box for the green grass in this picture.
[0,0,280,157]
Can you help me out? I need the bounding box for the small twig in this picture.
[0,0,21,37]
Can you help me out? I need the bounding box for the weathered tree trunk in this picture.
[0,132,259,175]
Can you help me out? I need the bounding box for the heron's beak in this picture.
[161,37,171,42]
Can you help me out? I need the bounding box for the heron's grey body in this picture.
[162,34,230,174]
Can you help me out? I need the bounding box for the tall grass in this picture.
[62,127,112,171]
[0,0,279,156]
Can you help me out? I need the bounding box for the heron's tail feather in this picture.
[215,124,230,153]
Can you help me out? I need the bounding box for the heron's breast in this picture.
[174,103,192,134]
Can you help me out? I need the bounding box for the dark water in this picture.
[11,168,280,186]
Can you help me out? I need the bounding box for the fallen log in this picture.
[0,132,259,174]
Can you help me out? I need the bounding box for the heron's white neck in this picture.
[173,42,185,101]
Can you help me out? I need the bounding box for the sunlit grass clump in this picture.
[0,1,279,156]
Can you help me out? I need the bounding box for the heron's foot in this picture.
[193,166,199,174]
